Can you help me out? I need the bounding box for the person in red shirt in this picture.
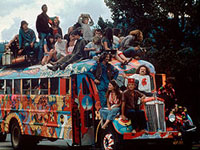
[121,78,146,133]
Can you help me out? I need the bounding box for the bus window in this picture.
[50,78,58,95]
[14,79,21,94]
[31,79,39,95]
[82,78,90,95]
[0,80,4,94]
[6,80,12,94]
[66,78,70,94]
[40,78,48,95]
[23,79,31,95]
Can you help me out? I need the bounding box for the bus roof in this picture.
[0,59,155,79]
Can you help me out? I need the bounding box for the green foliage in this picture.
[97,16,114,30]
[104,0,200,122]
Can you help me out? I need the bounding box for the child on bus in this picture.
[100,80,122,129]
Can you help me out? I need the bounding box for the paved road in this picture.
[1,134,200,150]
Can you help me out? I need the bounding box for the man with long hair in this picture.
[87,53,119,107]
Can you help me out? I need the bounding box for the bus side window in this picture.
[31,79,39,95]
[82,78,90,95]
[6,80,12,94]
[40,78,48,95]
[0,80,4,94]
[50,78,58,95]
[66,78,70,94]
[14,79,21,94]
[23,79,31,95]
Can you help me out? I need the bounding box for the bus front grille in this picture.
[145,101,166,132]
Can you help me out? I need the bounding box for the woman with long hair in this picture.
[102,27,131,66]
[41,35,55,65]
[100,80,122,129]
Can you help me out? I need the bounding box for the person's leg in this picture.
[98,90,107,107]
[137,110,147,131]
[107,107,120,121]
[100,108,109,120]
[41,56,47,65]
[123,47,136,58]
[126,109,137,133]
[38,33,47,61]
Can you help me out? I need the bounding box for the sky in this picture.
[0,0,112,42]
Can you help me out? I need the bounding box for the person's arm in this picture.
[137,90,146,104]
[121,92,127,120]
[19,29,23,49]
[110,64,119,80]
[107,98,111,110]
[31,29,36,43]
[65,41,69,54]
[103,41,111,50]
[89,15,94,26]
[78,15,83,26]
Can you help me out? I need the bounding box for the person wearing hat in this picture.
[36,4,51,61]
[19,20,37,57]
[121,78,146,133]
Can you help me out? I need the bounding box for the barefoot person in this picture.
[121,78,147,133]
[100,80,122,129]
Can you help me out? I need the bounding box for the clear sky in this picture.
[0,0,112,42]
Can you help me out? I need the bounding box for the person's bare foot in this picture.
[101,124,107,129]
[140,129,148,133]
[132,129,136,134]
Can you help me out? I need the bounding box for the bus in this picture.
[0,58,196,150]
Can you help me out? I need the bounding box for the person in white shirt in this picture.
[127,65,152,93]
[54,33,67,60]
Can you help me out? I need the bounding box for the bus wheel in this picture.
[101,127,120,150]
[0,132,7,142]
[11,122,23,150]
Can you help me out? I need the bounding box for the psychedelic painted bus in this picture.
[0,59,196,150]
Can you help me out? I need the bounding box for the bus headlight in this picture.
[168,114,176,122]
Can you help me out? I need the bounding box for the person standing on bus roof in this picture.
[36,4,50,61]
[100,80,122,129]
[87,53,119,107]
[19,20,37,57]
[121,78,147,134]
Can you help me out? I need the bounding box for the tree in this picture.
[104,0,200,125]
[97,16,114,31]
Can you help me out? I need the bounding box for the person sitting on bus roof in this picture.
[127,65,152,94]
[120,30,145,60]
[84,36,102,59]
[100,80,122,129]
[5,34,21,58]
[41,35,55,65]
[87,53,119,107]
[102,27,131,67]
[19,20,38,58]
[121,78,147,134]
[49,16,63,39]
[47,28,87,71]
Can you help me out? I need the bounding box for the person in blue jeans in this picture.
[87,53,119,107]
[36,4,50,61]
[100,80,122,129]
[121,78,147,134]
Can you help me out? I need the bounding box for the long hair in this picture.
[129,29,143,42]
[135,65,150,75]
[99,52,112,63]
[46,35,55,49]
[106,80,121,100]
[104,27,113,44]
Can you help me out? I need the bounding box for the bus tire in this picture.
[11,122,24,150]
[0,132,7,142]
[101,125,121,150]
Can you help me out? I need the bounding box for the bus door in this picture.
[76,74,95,146]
